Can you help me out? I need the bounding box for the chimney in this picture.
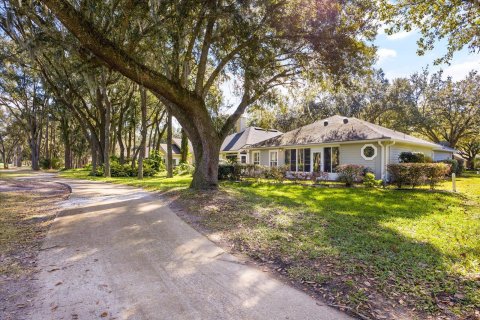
[324,121,329,126]
[236,116,247,133]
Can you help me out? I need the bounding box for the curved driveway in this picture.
[30,177,351,320]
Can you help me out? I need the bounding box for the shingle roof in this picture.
[221,127,283,152]
[160,138,193,155]
[250,115,450,151]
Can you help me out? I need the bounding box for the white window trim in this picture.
[361,144,378,160]
[269,150,278,167]
[253,151,260,165]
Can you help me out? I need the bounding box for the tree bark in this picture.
[138,87,147,179]
[100,77,111,178]
[166,111,173,178]
[91,134,98,175]
[190,139,220,189]
[180,129,188,163]
[30,136,40,171]
[15,145,22,167]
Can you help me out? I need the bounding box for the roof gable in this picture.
[221,127,282,152]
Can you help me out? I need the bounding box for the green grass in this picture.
[60,169,191,192]
[59,168,480,317]
[0,168,38,179]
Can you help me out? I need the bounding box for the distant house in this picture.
[245,115,455,180]
[159,138,193,166]
[220,117,283,164]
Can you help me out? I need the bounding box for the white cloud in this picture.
[386,29,417,41]
[376,48,397,64]
[442,57,480,81]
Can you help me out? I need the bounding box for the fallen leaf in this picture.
[100,311,108,317]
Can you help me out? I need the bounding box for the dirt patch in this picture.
[0,179,70,320]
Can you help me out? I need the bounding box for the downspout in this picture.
[385,141,395,181]
[379,141,385,180]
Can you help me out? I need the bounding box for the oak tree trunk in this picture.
[166,111,173,178]
[138,87,147,179]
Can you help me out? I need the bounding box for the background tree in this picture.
[0,47,48,170]
[380,0,480,63]
[458,135,480,170]
[410,70,480,148]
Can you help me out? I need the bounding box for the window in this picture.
[285,149,296,171]
[269,151,278,167]
[297,148,311,172]
[324,147,339,172]
[253,151,260,165]
[285,148,310,172]
[240,154,247,164]
[304,148,311,172]
[361,144,377,160]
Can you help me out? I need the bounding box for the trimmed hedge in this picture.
[387,163,450,189]
[438,159,464,175]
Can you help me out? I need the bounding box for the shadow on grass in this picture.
[213,181,479,313]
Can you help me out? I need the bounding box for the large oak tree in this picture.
[6,0,376,188]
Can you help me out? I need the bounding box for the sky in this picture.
[374,28,480,81]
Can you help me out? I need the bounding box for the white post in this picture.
[452,173,456,192]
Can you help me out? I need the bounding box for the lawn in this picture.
[60,169,480,319]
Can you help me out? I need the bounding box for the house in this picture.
[159,138,193,166]
[246,115,455,180]
[220,117,283,163]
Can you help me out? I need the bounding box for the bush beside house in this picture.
[387,163,450,189]
[335,164,365,187]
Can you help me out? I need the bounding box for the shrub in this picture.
[363,172,381,188]
[142,163,157,177]
[40,157,62,170]
[423,163,450,189]
[399,152,431,163]
[145,150,165,172]
[387,164,412,188]
[438,159,463,176]
[311,171,329,184]
[408,164,427,189]
[110,161,130,177]
[173,162,194,176]
[336,164,365,187]
[269,165,288,183]
[218,164,235,180]
[387,163,450,189]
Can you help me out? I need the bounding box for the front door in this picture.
[313,152,322,172]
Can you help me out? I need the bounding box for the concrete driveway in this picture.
[28,177,351,320]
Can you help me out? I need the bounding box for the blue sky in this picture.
[374,28,480,81]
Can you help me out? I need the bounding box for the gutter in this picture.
[247,138,394,150]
